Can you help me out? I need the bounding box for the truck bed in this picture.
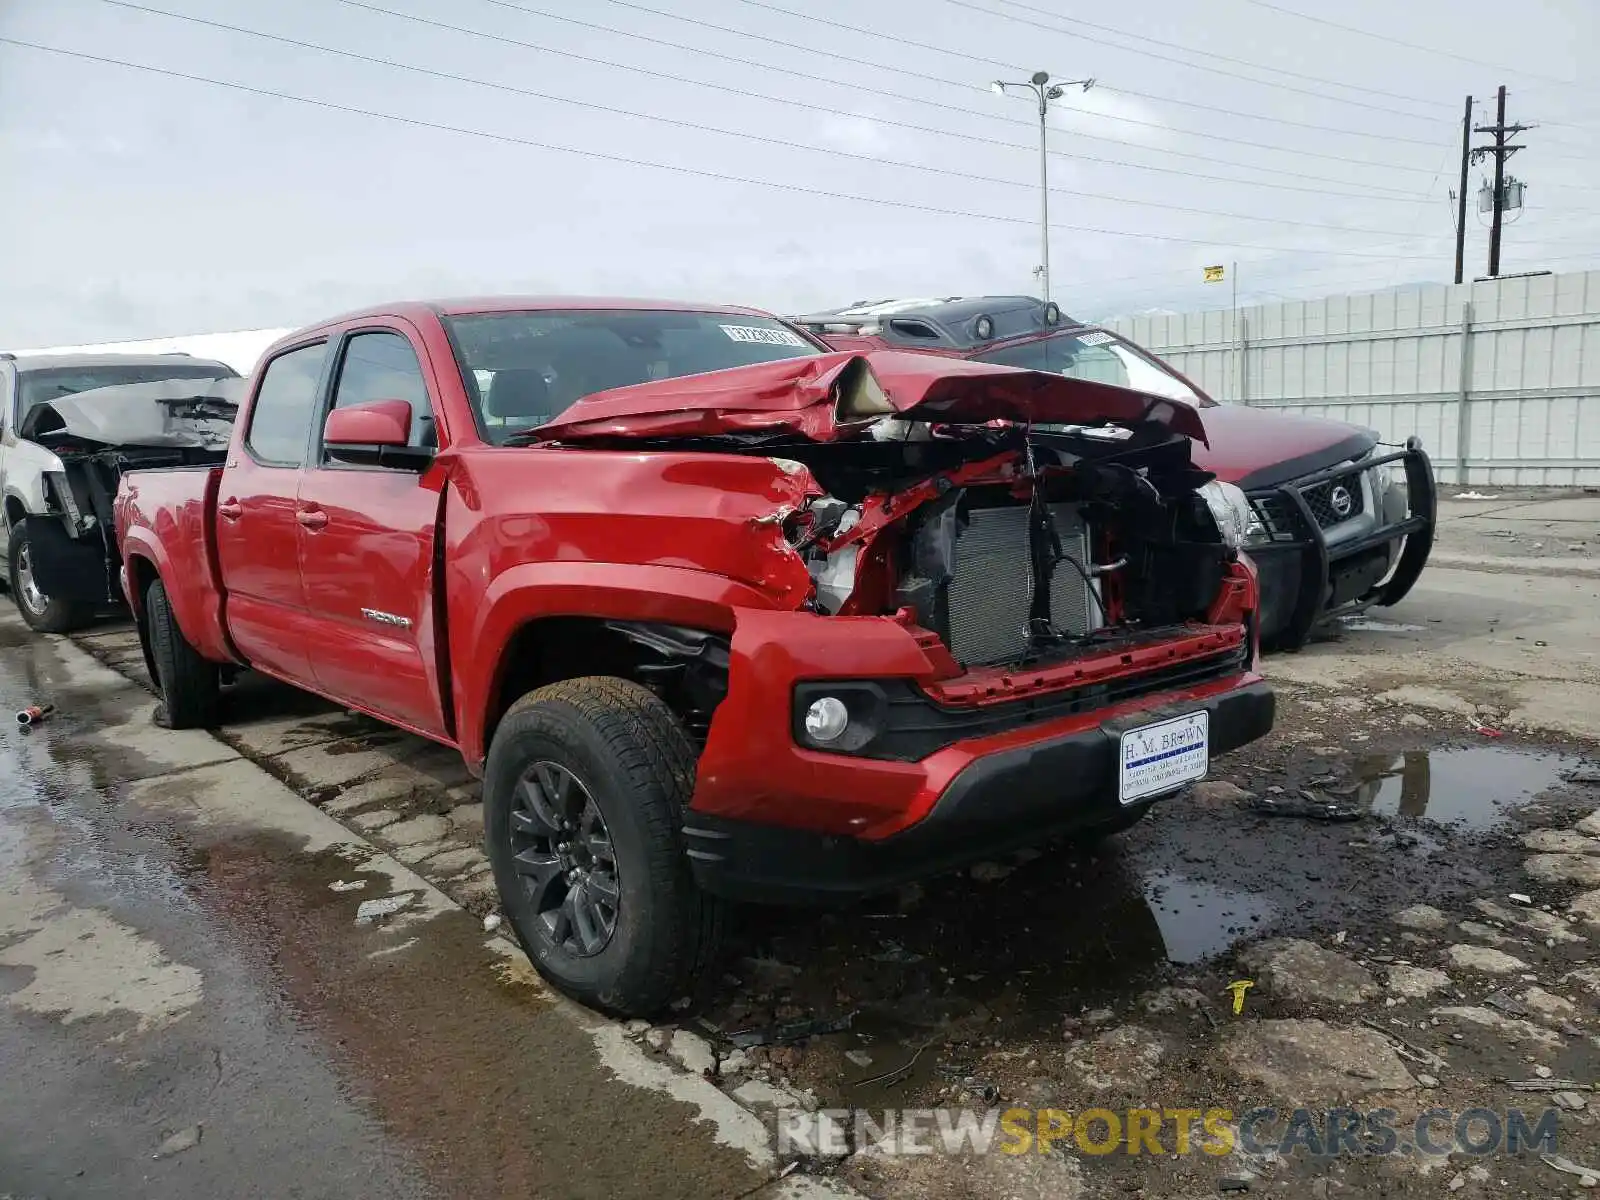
[114,465,235,664]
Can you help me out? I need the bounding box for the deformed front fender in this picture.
[453,559,787,767]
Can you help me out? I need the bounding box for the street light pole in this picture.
[993,71,1094,303]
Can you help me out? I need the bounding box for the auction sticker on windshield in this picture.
[1119,712,1209,803]
[720,324,808,347]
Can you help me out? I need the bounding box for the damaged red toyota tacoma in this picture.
[114,297,1274,1015]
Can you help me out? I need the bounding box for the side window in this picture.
[245,343,327,466]
[328,331,434,451]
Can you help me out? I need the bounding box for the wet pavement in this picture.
[0,615,813,1200]
[8,499,1600,1198]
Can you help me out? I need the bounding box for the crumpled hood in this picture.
[1191,404,1376,489]
[532,350,1208,444]
[20,376,243,450]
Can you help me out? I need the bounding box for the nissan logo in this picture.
[1329,484,1354,519]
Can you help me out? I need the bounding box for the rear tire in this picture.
[484,677,722,1017]
[146,578,220,728]
[7,519,94,633]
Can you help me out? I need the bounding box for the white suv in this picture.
[0,351,237,632]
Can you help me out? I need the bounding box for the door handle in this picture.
[218,499,243,521]
[296,508,328,530]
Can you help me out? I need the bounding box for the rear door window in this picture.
[245,343,327,466]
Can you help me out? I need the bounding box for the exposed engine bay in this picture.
[592,417,1244,673]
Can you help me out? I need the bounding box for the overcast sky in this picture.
[3,0,1598,346]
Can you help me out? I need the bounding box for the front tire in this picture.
[7,519,94,633]
[484,677,722,1017]
[145,578,220,728]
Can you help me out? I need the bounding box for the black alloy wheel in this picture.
[509,760,621,957]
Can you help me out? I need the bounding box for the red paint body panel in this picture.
[297,461,450,738]
[537,349,1208,444]
[443,447,817,765]
[214,455,314,683]
[1185,404,1373,484]
[114,296,1270,850]
[817,327,1369,483]
[114,466,234,663]
[324,398,413,447]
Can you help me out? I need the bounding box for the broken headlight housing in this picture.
[1198,480,1262,551]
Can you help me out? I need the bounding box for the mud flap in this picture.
[25,515,118,606]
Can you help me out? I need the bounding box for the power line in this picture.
[0,35,1453,261]
[464,0,1443,192]
[453,0,1447,178]
[721,0,1450,161]
[1091,84,1450,147]
[588,0,1451,151]
[1040,94,1447,165]
[343,0,1442,198]
[962,0,1453,113]
[1238,0,1585,93]
[728,0,1451,122]
[96,0,1434,238]
[574,0,999,98]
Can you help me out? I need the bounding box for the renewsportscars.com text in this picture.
[778,1106,1561,1158]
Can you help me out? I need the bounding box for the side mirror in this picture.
[323,399,433,469]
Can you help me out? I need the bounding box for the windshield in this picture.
[972,329,1206,407]
[17,364,235,420]
[442,309,825,445]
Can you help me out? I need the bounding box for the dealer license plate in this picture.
[1118,712,1209,804]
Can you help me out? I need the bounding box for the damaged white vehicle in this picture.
[0,352,240,631]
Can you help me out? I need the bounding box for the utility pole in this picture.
[1453,95,1472,285]
[992,71,1094,303]
[1472,85,1528,279]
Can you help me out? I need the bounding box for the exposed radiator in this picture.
[945,503,1096,667]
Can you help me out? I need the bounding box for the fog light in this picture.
[804,696,850,743]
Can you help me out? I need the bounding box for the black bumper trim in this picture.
[683,679,1274,906]
[794,640,1249,762]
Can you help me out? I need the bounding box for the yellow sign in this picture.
[1203,265,1226,283]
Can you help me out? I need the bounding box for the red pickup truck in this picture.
[114,297,1274,1016]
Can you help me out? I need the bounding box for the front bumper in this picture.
[1245,442,1436,648]
[685,666,1274,905]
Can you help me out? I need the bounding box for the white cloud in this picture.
[813,113,894,155]
[1049,88,1172,146]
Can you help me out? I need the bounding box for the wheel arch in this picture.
[3,491,29,531]
[461,561,774,767]
[480,616,731,764]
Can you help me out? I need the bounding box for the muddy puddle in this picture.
[1339,745,1579,828]
[1141,873,1277,963]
